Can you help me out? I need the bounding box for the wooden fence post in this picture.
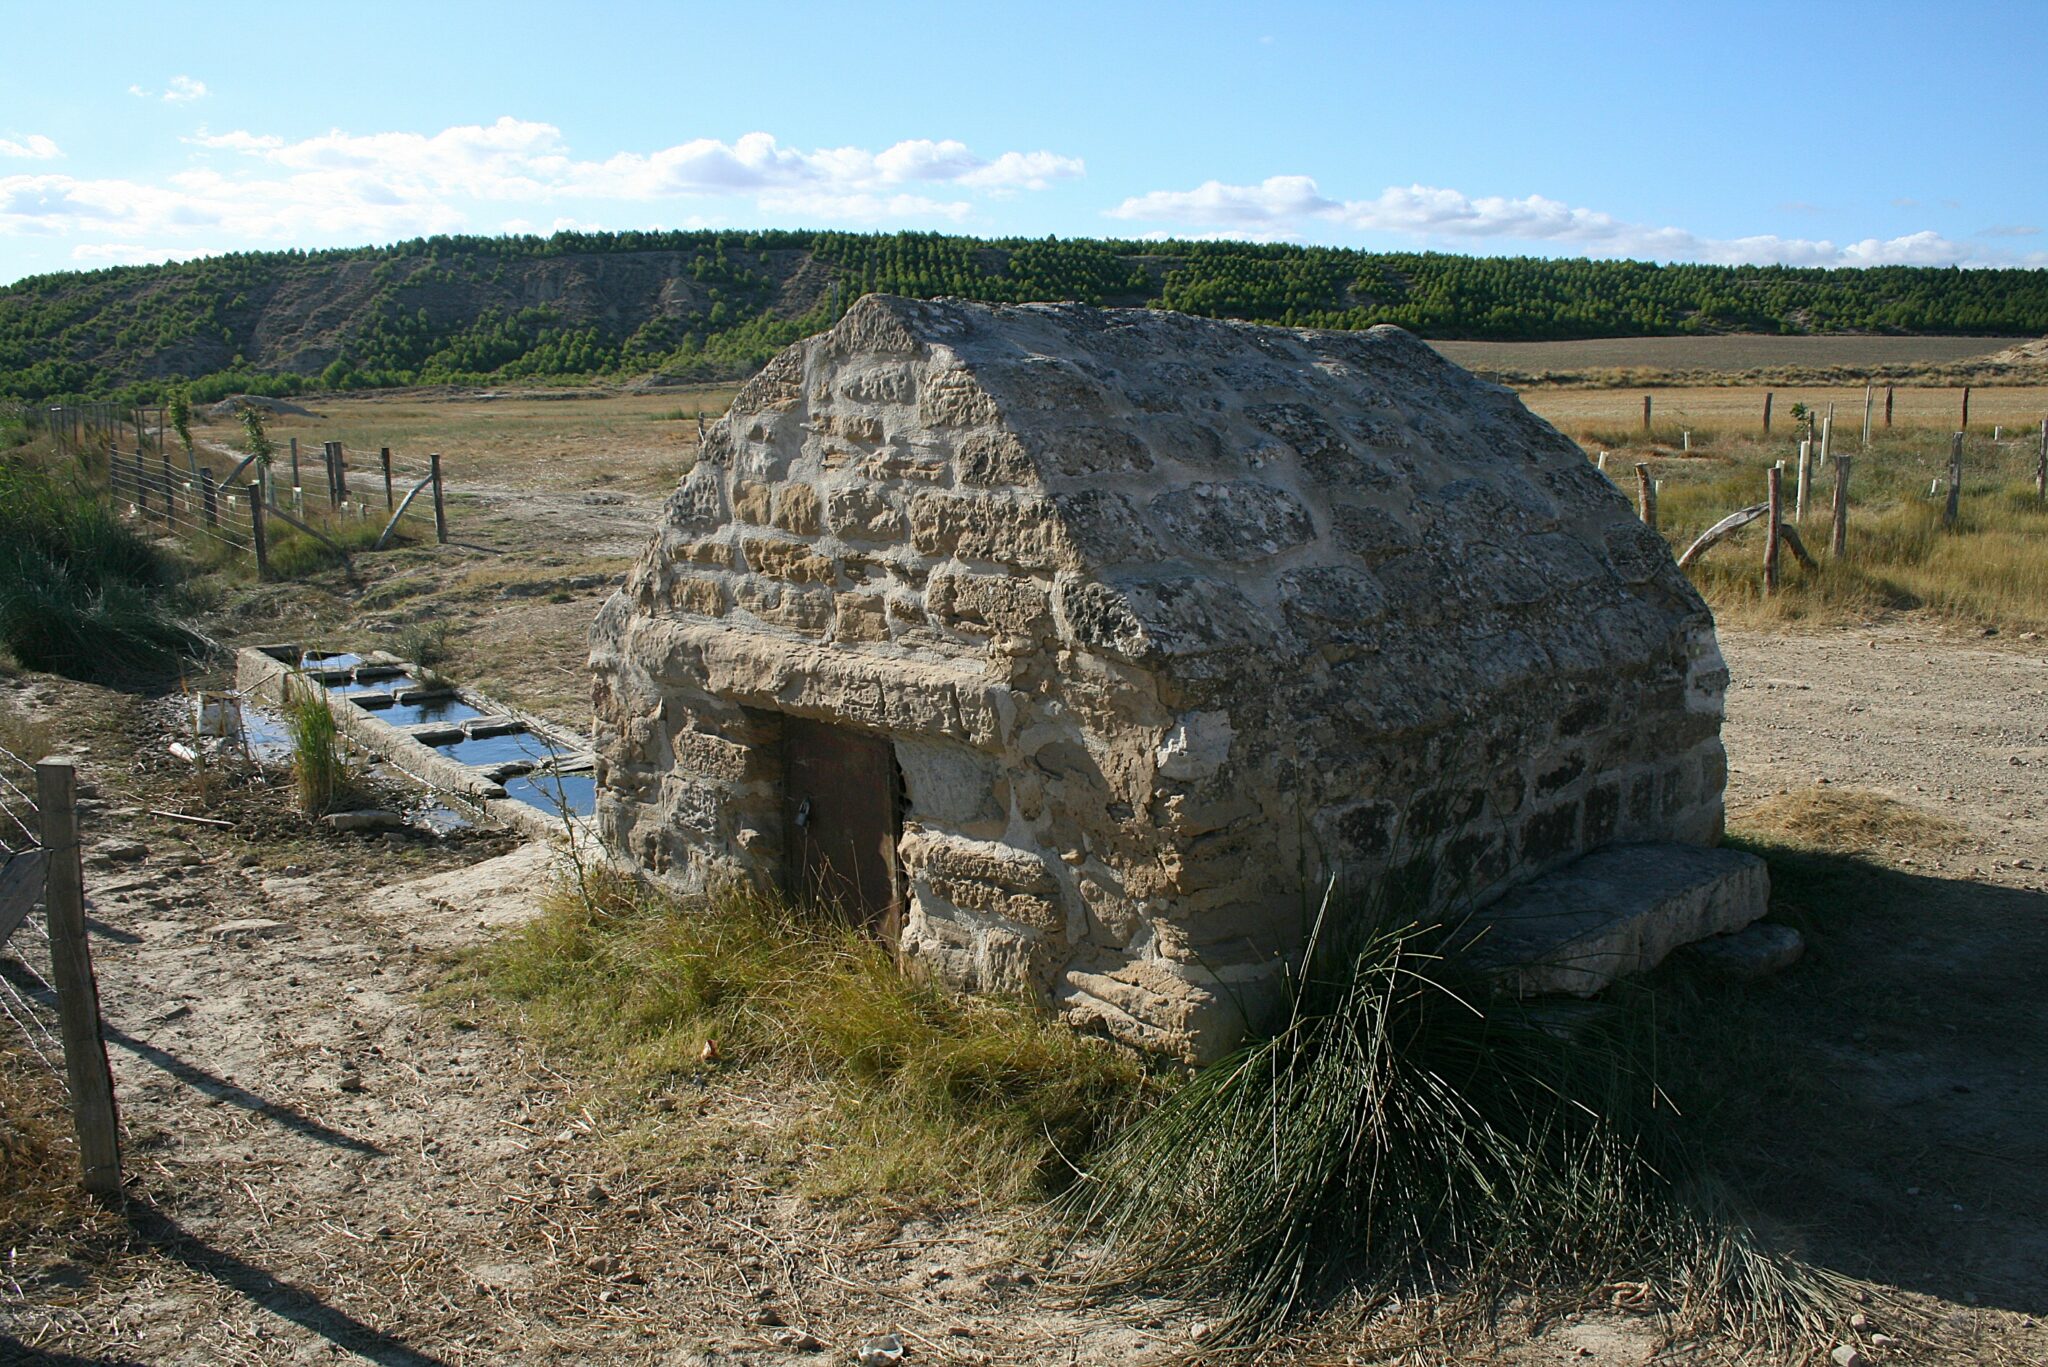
[289,436,301,497]
[37,758,121,1203]
[200,470,217,527]
[1821,404,1834,467]
[1762,391,1773,434]
[333,440,348,502]
[1862,382,1874,447]
[1961,386,1971,431]
[429,452,448,544]
[1641,394,1653,434]
[248,481,269,578]
[1885,386,1894,428]
[1634,462,1656,530]
[1945,433,1963,528]
[1764,466,1783,594]
[131,454,148,516]
[1831,456,1852,556]
[380,447,394,509]
[2037,418,2046,505]
[159,453,176,524]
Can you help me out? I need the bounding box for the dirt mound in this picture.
[1985,336,2048,365]
[206,393,321,420]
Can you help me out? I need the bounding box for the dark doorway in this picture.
[781,717,904,941]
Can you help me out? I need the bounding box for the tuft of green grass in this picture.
[284,678,346,815]
[0,453,205,679]
[1054,886,1868,1353]
[459,868,1146,1204]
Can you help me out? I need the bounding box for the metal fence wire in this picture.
[0,744,59,1076]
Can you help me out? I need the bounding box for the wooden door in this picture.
[782,717,903,940]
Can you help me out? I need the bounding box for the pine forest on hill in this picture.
[3,228,2046,404]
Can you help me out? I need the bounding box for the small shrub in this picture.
[397,620,451,668]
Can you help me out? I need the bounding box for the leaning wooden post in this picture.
[37,757,122,1203]
[429,452,448,544]
[1961,386,1971,431]
[380,447,394,509]
[1944,433,1963,529]
[1831,456,1853,557]
[1764,465,1783,594]
[1634,462,1656,530]
[322,441,339,508]
[200,469,218,527]
[1795,439,1813,522]
[247,481,269,578]
[1641,394,1653,434]
[1762,390,1773,434]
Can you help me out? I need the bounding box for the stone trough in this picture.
[236,645,596,840]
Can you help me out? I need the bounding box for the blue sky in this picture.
[2,0,2043,285]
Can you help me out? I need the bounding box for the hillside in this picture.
[3,229,2047,403]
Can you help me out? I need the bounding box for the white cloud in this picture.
[130,75,208,102]
[0,119,1080,257]
[1110,175,2048,268]
[0,134,60,160]
[70,242,221,266]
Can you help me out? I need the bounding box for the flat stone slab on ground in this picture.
[1457,843,1770,996]
[1684,920,1805,979]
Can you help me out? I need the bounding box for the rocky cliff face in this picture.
[590,296,1727,1061]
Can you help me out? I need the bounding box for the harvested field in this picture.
[1431,333,2023,374]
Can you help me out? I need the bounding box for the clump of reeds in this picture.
[1052,884,1870,1353]
[284,679,345,815]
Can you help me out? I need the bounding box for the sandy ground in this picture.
[2,609,2045,1363]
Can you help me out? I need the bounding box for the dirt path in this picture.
[1719,624,2048,890]
[3,624,2045,1365]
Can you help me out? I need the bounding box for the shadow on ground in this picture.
[1665,840,2048,1318]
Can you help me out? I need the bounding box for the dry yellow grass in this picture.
[1733,786,1967,855]
[194,385,739,494]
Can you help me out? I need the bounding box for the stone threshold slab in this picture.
[1453,843,1770,997]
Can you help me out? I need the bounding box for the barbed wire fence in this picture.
[0,743,123,1202]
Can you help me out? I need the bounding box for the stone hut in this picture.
[589,295,1731,1061]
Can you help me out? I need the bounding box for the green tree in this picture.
[166,388,193,455]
